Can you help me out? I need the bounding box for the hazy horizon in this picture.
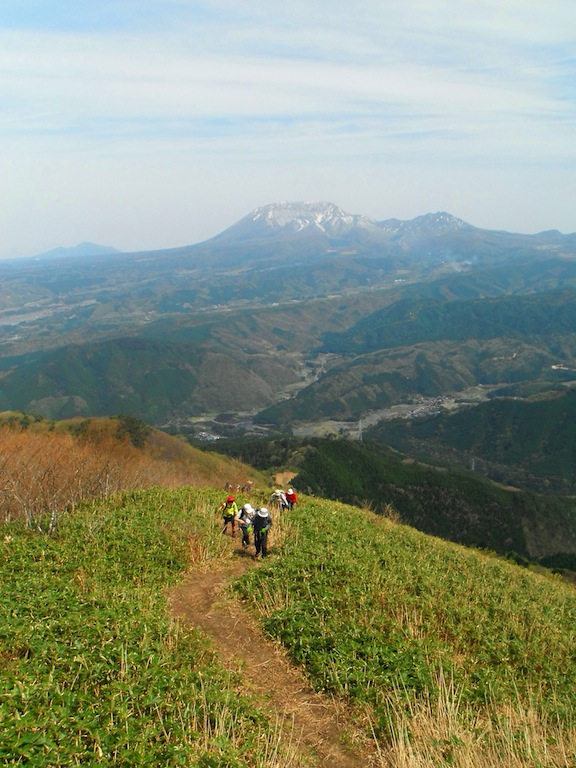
[2,1,575,259]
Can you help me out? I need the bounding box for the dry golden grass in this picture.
[371,667,576,767]
[0,418,263,530]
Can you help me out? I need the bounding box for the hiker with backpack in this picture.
[252,506,272,558]
[269,489,289,512]
[236,503,255,548]
[220,495,238,536]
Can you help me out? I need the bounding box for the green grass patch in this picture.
[0,488,299,767]
[235,498,576,761]
[4,485,576,766]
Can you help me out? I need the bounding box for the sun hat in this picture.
[257,507,269,517]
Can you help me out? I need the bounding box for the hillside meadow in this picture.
[2,488,294,767]
[2,466,576,766]
[238,502,576,766]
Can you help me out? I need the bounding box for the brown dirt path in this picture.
[274,471,296,487]
[169,543,373,768]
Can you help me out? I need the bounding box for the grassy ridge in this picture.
[236,499,576,765]
[1,488,301,767]
[3,485,576,766]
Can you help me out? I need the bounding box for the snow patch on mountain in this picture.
[249,201,383,237]
[377,212,474,236]
[214,201,475,243]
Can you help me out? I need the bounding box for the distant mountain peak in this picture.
[378,211,474,236]
[32,242,121,260]
[409,211,473,231]
[251,201,353,230]
[216,201,389,241]
[209,201,481,249]
[217,202,477,243]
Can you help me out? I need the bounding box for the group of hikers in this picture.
[268,487,298,512]
[219,487,298,559]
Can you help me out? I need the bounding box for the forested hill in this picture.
[368,387,576,495]
[322,289,576,354]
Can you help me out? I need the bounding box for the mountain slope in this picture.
[368,387,576,494]
[256,288,576,427]
[238,500,576,765]
[30,242,122,260]
[212,200,400,241]
[3,484,576,766]
[322,289,576,353]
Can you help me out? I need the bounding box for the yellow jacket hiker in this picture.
[220,495,238,536]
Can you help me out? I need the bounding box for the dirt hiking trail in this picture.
[169,540,374,768]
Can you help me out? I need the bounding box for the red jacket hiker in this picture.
[285,488,298,510]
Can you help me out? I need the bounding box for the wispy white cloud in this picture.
[0,0,575,257]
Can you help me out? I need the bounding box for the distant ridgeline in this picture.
[321,290,576,354]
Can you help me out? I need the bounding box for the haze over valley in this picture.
[2,202,576,477]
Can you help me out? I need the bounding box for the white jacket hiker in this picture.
[236,503,255,548]
[269,489,289,511]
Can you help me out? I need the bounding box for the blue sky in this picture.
[1,0,575,257]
